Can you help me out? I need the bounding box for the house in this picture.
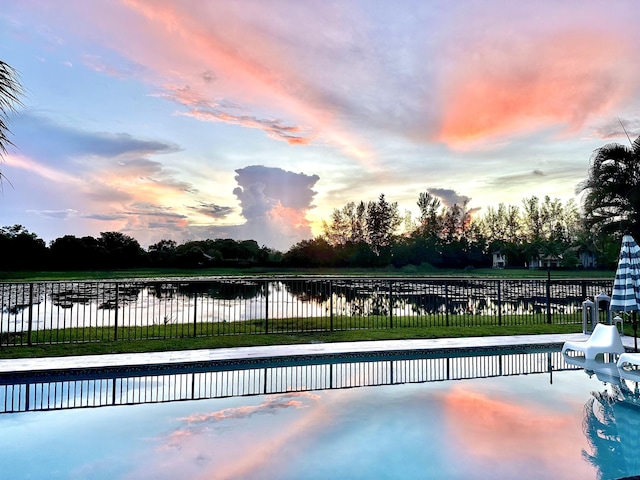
[577,249,597,269]
[529,253,563,269]
[492,252,507,269]
[563,245,598,269]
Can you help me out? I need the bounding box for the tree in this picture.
[578,135,640,241]
[99,231,146,268]
[148,239,177,267]
[540,196,564,242]
[323,203,353,246]
[521,196,543,243]
[561,199,582,244]
[440,200,473,243]
[482,204,508,243]
[366,193,401,255]
[49,235,106,270]
[415,191,442,238]
[0,225,47,270]
[504,204,522,242]
[283,237,335,267]
[1,60,24,180]
[323,201,367,246]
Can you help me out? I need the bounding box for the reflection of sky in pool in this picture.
[0,369,615,479]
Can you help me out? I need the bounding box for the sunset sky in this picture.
[2,0,640,251]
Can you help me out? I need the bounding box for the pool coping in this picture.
[3,332,636,380]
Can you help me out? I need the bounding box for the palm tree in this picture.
[1,60,24,180]
[577,134,640,241]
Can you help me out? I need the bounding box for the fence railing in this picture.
[0,277,613,347]
[0,348,576,413]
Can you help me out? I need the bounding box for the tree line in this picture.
[0,192,612,272]
[286,193,593,269]
[0,227,283,271]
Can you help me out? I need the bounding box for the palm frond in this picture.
[0,60,24,164]
[579,134,640,240]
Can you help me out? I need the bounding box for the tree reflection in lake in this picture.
[176,280,265,300]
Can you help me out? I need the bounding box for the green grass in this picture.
[0,323,586,359]
[0,311,595,359]
[2,313,584,343]
[0,266,614,281]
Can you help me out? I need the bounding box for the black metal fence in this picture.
[0,277,613,347]
[0,348,576,413]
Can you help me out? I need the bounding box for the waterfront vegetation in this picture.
[0,266,614,282]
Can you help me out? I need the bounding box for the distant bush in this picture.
[417,262,437,272]
[400,264,418,274]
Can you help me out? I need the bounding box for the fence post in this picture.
[193,293,198,337]
[329,280,334,332]
[497,280,502,327]
[581,280,587,300]
[445,281,449,327]
[389,280,393,329]
[114,282,119,341]
[329,364,333,389]
[25,383,31,411]
[264,280,269,334]
[546,270,552,324]
[263,367,268,394]
[27,283,34,346]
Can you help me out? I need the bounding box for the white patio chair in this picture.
[561,324,625,361]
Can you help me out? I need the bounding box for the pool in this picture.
[0,348,637,479]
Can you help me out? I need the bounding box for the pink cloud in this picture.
[5,153,80,184]
[268,202,312,230]
[432,12,637,146]
[65,0,375,163]
[443,386,594,478]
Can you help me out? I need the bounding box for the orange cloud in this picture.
[443,386,593,477]
[437,30,634,146]
[268,202,312,230]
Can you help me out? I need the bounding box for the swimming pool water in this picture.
[0,353,637,479]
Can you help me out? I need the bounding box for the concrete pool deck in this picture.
[1,332,638,375]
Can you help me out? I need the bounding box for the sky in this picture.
[2,0,640,251]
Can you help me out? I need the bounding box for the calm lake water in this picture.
[2,278,611,333]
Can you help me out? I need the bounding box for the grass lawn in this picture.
[0,321,590,360]
[0,266,614,281]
